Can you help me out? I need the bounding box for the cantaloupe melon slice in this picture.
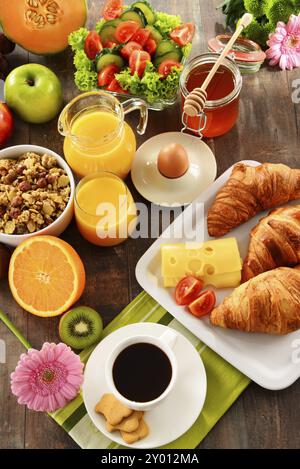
[0,0,87,55]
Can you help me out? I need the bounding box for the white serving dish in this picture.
[136,160,300,390]
[0,145,75,247]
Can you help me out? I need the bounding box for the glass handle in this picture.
[122,98,148,136]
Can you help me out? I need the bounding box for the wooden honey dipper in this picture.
[184,13,253,117]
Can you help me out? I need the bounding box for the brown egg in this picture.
[157,143,189,179]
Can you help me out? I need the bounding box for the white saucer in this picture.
[83,323,207,449]
[131,132,217,207]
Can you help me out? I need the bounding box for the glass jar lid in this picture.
[208,35,266,73]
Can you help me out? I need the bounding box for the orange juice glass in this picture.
[75,172,137,247]
[58,91,148,180]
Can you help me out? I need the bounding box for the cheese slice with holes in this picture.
[161,238,242,288]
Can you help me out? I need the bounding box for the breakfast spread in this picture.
[242,205,300,282]
[161,238,242,288]
[95,393,149,444]
[207,163,300,237]
[211,267,300,335]
[0,152,70,235]
[1,0,300,451]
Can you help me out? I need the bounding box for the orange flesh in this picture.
[0,0,87,54]
[9,236,86,317]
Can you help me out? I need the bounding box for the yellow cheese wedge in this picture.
[161,238,242,288]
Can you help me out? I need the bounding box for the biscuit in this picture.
[106,411,144,433]
[121,418,149,444]
[95,394,133,425]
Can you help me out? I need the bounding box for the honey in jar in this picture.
[180,53,242,138]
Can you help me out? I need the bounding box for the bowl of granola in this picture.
[0,145,75,247]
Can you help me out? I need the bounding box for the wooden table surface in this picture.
[1,0,300,449]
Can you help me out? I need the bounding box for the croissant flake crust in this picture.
[207,163,300,238]
[210,267,300,335]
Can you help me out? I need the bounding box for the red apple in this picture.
[0,102,13,147]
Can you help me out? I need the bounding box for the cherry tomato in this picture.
[0,103,13,148]
[115,21,140,43]
[104,41,118,49]
[129,50,151,78]
[131,28,151,47]
[102,0,123,20]
[188,290,216,318]
[84,31,103,60]
[170,23,195,46]
[107,78,128,94]
[158,60,182,78]
[120,41,143,60]
[144,38,157,55]
[175,276,204,306]
[98,64,120,87]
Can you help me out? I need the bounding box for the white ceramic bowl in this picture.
[0,145,75,247]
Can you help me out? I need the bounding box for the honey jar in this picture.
[180,53,242,138]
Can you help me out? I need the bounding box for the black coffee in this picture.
[112,343,172,403]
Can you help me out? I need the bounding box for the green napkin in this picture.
[1,292,250,449]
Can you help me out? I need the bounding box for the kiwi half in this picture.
[59,306,103,350]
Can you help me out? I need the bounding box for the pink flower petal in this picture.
[11,343,83,412]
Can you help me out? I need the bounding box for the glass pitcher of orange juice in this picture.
[58,91,148,180]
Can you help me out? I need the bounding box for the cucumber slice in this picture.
[99,21,121,44]
[120,9,145,27]
[132,1,156,25]
[145,25,162,44]
[154,50,183,67]
[96,52,125,72]
[155,40,178,58]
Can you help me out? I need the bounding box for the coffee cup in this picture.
[105,330,178,411]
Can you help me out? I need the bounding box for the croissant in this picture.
[210,267,300,335]
[242,205,300,282]
[207,163,300,237]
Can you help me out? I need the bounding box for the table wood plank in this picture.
[0,0,299,449]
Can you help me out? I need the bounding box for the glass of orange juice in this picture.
[74,172,137,247]
[58,91,148,180]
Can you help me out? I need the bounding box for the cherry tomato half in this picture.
[188,290,216,318]
[158,60,182,78]
[115,21,140,44]
[121,41,143,60]
[84,31,103,59]
[98,64,120,87]
[144,38,157,55]
[129,50,151,78]
[0,103,13,148]
[131,28,151,47]
[170,22,195,46]
[102,0,123,20]
[175,276,204,306]
[104,41,118,49]
[107,78,128,94]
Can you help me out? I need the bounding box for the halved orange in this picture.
[9,236,86,317]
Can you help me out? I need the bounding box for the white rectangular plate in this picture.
[136,160,300,390]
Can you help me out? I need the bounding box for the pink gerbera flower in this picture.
[266,13,300,70]
[11,343,84,412]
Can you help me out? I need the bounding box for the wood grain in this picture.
[0,0,299,449]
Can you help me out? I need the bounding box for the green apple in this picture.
[4,64,63,124]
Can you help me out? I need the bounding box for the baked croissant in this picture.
[242,205,300,282]
[207,163,300,237]
[210,267,300,335]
